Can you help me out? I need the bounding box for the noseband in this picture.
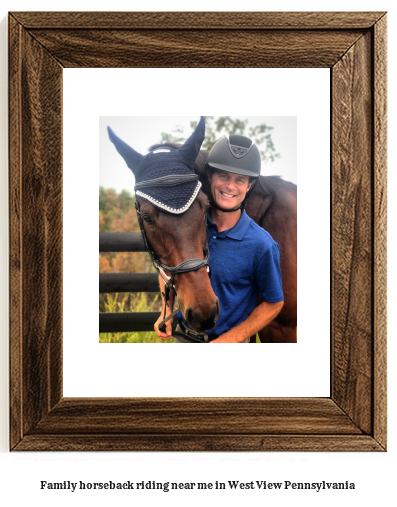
[134,173,210,333]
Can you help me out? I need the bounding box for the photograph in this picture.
[99,116,297,344]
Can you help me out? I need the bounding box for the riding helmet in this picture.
[206,135,261,178]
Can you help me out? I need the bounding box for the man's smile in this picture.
[220,191,236,198]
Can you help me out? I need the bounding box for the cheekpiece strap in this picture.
[135,193,209,278]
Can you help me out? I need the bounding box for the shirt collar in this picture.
[207,209,250,241]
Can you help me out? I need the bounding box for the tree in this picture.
[159,116,280,164]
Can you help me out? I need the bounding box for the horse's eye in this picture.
[143,215,154,226]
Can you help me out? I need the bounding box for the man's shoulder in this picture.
[245,216,278,251]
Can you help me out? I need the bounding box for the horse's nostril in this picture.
[215,298,220,320]
[185,308,194,326]
[186,303,219,332]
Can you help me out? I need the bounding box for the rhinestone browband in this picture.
[135,181,202,214]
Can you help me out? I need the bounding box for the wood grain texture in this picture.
[373,14,387,449]
[21,27,64,430]
[14,435,383,452]
[11,11,386,29]
[9,16,64,447]
[28,29,363,68]
[17,398,382,452]
[8,11,387,452]
[9,15,23,450]
[31,398,362,435]
[332,32,373,434]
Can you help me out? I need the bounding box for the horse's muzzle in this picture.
[185,299,220,332]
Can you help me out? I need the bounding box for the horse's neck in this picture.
[194,150,209,180]
[247,176,297,230]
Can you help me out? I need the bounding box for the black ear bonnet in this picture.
[107,116,205,214]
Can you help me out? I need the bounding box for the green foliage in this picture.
[99,187,151,280]
[99,186,136,232]
[99,187,161,343]
[117,189,136,211]
[160,116,281,164]
[100,293,174,344]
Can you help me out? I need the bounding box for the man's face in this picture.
[208,169,252,210]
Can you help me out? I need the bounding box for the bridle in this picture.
[134,173,210,333]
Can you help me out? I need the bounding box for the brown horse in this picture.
[245,176,297,343]
[136,191,219,332]
[149,144,297,343]
[108,120,220,333]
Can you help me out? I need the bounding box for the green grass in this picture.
[99,293,174,343]
[100,294,295,343]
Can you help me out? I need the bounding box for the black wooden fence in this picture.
[99,232,160,333]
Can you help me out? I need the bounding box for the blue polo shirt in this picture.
[178,209,284,336]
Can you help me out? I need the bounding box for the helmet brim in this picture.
[206,161,259,178]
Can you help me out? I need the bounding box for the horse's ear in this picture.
[178,116,205,166]
[107,126,144,174]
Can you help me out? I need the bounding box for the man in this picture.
[155,134,284,343]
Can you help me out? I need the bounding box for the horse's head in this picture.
[107,117,220,332]
[135,191,219,330]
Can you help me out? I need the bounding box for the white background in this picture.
[63,71,329,398]
[0,1,395,506]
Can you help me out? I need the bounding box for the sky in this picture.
[99,116,297,194]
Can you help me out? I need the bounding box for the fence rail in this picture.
[100,232,146,252]
[99,273,159,293]
[100,312,161,333]
[99,232,159,334]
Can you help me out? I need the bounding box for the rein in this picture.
[134,173,210,335]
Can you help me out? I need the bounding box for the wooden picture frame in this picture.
[9,11,387,451]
